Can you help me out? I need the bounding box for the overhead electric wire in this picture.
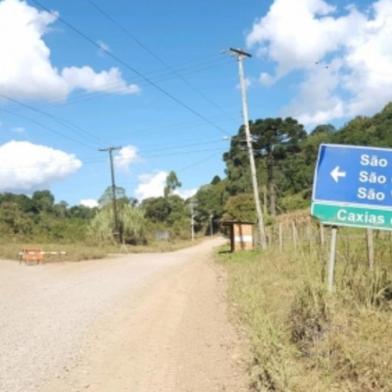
[1,148,223,173]
[0,93,103,146]
[79,137,229,162]
[0,107,97,151]
[31,0,230,137]
[110,109,238,144]
[177,152,219,174]
[82,146,227,165]
[136,138,226,153]
[88,0,234,118]
[46,56,231,107]
[144,147,226,159]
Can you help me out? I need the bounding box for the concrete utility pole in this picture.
[229,48,267,249]
[99,146,122,242]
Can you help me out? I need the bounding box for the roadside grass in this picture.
[217,229,392,391]
[0,237,204,262]
[117,237,204,254]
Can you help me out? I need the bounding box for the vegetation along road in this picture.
[0,238,248,392]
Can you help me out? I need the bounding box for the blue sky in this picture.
[0,0,391,206]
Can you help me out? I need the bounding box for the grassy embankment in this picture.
[0,238,203,262]
[217,219,392,391]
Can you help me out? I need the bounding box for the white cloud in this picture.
[62,67,140,96]
[283,59,345,125]
[135,170,197,201]
[80,199,99,208]
[0,0,140,101]
[174,188,198,200]
[246,0,392,125]
[259,72,275,86]
[0,140,82,192]
[246,0,361,76]
[114,145,139,171]
[135,171,167,201]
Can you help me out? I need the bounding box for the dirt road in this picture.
[0,239,248,392]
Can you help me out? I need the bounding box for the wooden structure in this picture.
[222,221,255,252]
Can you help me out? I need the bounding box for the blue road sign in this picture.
[313,144,392,209]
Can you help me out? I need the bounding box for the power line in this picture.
[82,139,227,159]
[0,107,97,151]
[31,0,230,137]
[0,138,229,173]
[78,137,227,160]
[141,147,226,159]
[111,109,239,143]
[46,56,231,107]
[134,138,227,154]
[82,146,227,164]
[177,152,218,174]
[0,150,224,178]
[0,93,103,145]
[88,0,234,117]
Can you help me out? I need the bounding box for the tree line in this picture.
[1,102,391,243]
[194,102,392,229]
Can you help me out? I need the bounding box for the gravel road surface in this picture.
[0,239,248,391]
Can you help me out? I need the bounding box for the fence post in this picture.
[279,223,283,253]
[292,221,297,252]
[267,227,273,247]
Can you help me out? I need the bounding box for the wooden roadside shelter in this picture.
[221,220,255,252]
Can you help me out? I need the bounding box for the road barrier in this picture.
[19,249,67,265]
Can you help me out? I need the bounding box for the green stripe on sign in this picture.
[311,202,392,231]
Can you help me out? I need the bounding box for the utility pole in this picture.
[190,200,196,241]
[229,48,267,249]
[99,146,122,242]
[209,212,214,237]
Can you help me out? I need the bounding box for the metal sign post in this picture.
[327,226,338,293]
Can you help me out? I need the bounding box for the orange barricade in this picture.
[21,249,44,264]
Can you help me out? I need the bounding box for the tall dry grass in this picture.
[218,222,392,391]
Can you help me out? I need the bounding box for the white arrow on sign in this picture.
[330,166,347,183]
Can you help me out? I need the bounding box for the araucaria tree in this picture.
[224,117,306,216]
[164,171,182,197]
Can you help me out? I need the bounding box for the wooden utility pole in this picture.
[229,48,267,249]
[209,212,214,237]
[190,200,196,241]
[99,146,122,242]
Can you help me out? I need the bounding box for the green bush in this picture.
[88,204,147,245]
